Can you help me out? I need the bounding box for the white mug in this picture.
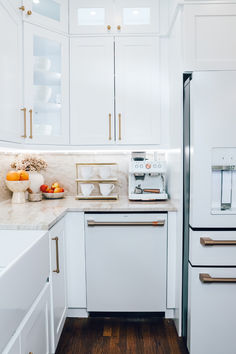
[98,166,111,179]
[80,166,94,179]
[81,184,94,197]
[99,183,115,196]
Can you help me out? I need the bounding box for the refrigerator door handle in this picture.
[200,237,236,246]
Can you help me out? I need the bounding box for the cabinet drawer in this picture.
[189,229,236,266]
[188,265,236,354]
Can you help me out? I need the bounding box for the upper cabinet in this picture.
[24,23,69,145]
[69,0,159,34]
[183,4,236,71]
[20,0,68,33]
[0,1,23,143]
[70,36,161,145]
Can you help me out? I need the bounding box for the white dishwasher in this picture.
[85,213,167,312]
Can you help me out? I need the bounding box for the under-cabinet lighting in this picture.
[132,9,140,15]
[33,0,40,4]
[90,11,97,16]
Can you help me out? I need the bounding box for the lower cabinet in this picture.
[188,266,236,354]
[3,283,51,354]
[21,283,51,354]
[50,218,67,352]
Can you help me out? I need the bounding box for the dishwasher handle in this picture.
[87,220,165,227]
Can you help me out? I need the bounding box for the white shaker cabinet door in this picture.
[0,1,23,143]
[24,23,69,145]
[183,4,236,70]
[70,37,114,145]
[69,0,113,34]
[23,0,68,33]
[21,284,51,354]
[115,37,161,145]
[115,0,159,34]
[50,218,67,353]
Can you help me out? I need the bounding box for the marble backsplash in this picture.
[0,151,156,202]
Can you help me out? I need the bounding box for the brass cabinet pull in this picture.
[118,113,121,140]
[19,6,25,11]
[200,273,236,283]
[29,109,33,139]
[27,10,32,15]
[87,220,165,227]
[107,25,111,31]
[117,25,121,31]
[21,108,27,138]
[200,237,236,246]
[52,237,60,273]
[109,113,112,140]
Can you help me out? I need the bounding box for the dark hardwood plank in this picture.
[56,317,188,354]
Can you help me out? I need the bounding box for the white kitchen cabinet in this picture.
[115,0,159,34]
[85,213,167,312]
[24,23,69,145]
[183,4,236,71]
[188,265,236,354]
[21,283,51,354]
[65,212,87,310]
[69,0,159,34]
[70,37,114,145]
[23,0,68,33]
[70,0,113,34]
[70,36,160,146]
[115,37,160,145]
[0,1,23,143]
[50,218,67,352]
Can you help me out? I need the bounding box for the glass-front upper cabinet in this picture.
[69,0,159,34]
[24,23,69,145]
[115,0,159,34]
[70,0,113,34]
[23,0,68,33]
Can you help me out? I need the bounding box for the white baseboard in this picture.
[67,308,89,318]
[165,309,174,319]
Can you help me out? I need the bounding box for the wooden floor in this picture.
[56,317,188,354]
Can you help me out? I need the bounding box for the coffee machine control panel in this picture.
[129,160,167,174]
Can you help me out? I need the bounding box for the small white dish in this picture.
[98,166,111,179]
[34,86,52,103]
[80,166,94,180]
[34,57,51,71]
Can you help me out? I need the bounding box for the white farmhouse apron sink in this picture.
[0,230,49,353]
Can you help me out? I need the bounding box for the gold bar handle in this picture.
[118,113,121,140]
[200,237,236,246]
[19,6,25,11]
[52,237,60,273]
[21,108,27,138]
[109,113,112,140]
[87,220,165,227]
[29,109,33,139]
[200,273,236,283]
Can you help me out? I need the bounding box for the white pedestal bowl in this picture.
[5,180,31,204]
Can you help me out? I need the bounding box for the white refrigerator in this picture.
[183,71,236,354]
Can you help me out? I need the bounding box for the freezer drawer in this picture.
[188,265,236,354]
[85,213,167,312]
[189,229,236,266]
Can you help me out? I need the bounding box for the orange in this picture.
[54,187,61,193]
[19,170,29,181]
[6,171,20,181]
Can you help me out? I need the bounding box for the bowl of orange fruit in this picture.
[6,170,30,203]
[41,182,65,199]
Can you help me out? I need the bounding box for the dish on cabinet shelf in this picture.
[34,56,51,71]
[33,86,52,103]
[34,70,61,86]
[34,102,61,113]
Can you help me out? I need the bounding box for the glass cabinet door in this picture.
[24,23,69,144]
[69,0,113,34]
[115,0,159,34]
[24,0,68,32]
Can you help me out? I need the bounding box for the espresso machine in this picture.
[129,152,168,201]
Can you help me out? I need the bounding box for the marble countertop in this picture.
[0,196,177,230]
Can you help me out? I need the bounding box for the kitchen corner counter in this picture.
[0,196,177,230]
